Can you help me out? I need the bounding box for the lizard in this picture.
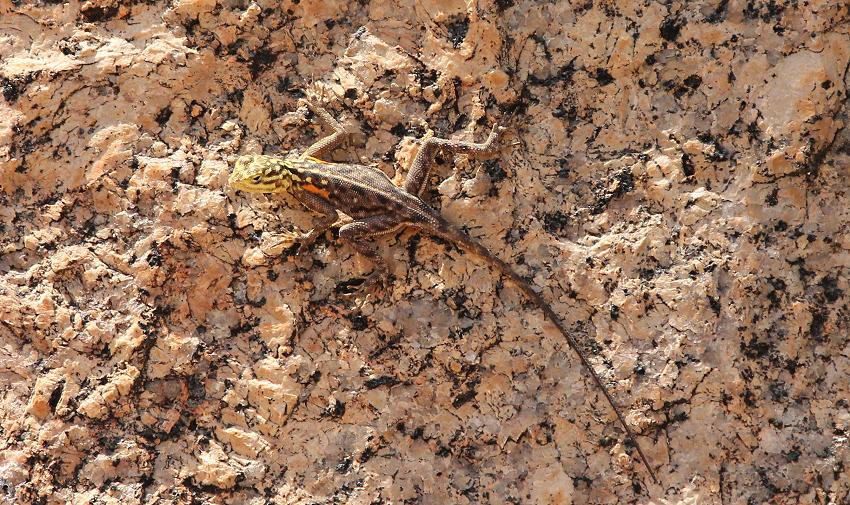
[228,100,658,484]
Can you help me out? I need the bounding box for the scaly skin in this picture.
[229,101,658,484]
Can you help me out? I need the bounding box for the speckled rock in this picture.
[1,1,848,503]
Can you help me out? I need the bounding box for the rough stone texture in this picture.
[1,0,848,503]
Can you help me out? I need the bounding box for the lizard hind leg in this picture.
[337,215,407,295]
[404,124,506,196]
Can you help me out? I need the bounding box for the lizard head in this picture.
[229,154,300,193]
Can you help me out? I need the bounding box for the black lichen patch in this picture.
[660,15,685,42]
[591,168,636,214]
[697,132,731,162]
[155,107,172,127]
[48,379,65,412]
[706,0,730,23]
[594,68,614,86]
[451,387,477,408]
[445,16,469,48]
[146,247,163,267]
[684,74,702,89]
[389,123,407,137]
[740,336,774,361]
[708,295,721,315]
[743,0,785,22]
[249,47,278,79]
[81,4,119,23]
[483,159,507,184]
[1,73,35,103]
[529,57,577,86]
[348,314,368,331]
[682,152,695,177]
[414,67,439,90]
[819,275,843,303]
[809,309,827,341]
[364,375,399,389]
[542,211,570,234]
[325,399,346,418]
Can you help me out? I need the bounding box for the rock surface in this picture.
[1,0,849,503]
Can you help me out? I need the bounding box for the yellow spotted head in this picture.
[229,154,301,193]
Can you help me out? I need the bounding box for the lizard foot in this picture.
[264,229,319,257]
[336,270,387,298]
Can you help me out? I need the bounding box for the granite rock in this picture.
[1,0,848,503]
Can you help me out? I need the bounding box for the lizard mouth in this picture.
[227,175,250,192]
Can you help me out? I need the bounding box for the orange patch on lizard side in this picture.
[301,183,331,199]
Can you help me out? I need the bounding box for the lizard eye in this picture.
[251,175,262,183]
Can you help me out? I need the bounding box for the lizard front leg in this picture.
[337,215,407,294]
[273,192,340,253]
[299,101,352,160]
[404,124,506,196]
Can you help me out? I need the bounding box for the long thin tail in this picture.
[431,219,657,483]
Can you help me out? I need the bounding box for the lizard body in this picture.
[229,102,657,483]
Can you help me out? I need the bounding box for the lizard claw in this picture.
[298,97,351,138]
[489,124,521,148]
[280,229,310,242]
[263,229,317,257]
[298,97,322,114]
[480,124,508,152]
